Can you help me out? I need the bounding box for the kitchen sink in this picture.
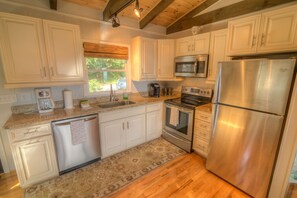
[98,101,136,108]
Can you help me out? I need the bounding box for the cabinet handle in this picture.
[43,67,47,77]
[50,67,54,76]
[261,34,265,46]
[122,123,125,130]
[252,36,256,47]
[127,122,129,129]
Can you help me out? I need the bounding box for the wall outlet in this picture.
[0,94,17,104]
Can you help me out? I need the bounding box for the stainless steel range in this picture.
[162,86,212,152]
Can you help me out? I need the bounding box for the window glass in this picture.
[86,58,127,93]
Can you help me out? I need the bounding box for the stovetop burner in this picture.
[165,86,213,109]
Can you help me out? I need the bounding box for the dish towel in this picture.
[169,106,180,126]
[70,120,87,145]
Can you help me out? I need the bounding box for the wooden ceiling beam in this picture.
[103,0,135,21]
[49,0,57,10]
[167,0,297,34]
[139,0,174,29]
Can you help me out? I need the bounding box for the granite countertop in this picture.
[4,94,179,130]
[196,103,212,113]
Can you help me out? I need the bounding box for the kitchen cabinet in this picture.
[175,33,210,56]
[227,5,297,55]
[146,102,163,141]
[131,36,157,81]
[99,106,146,158]
[43,20,84,82]
[193,108,212,157]
[0,12,84,88]
[207,29,228,83]
[7,124,58,187]
[157,39,175,79]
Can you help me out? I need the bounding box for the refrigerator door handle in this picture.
[212,62,222,104]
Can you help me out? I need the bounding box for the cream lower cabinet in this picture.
[8,124,58,188]
[146,102,163,141]
[99,106,146,158]
[207,29,228,83]
[227,4,297,55]
[0,12,84,88]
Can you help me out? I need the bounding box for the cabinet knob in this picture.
[261,34,265,46]
[252,36,256,47]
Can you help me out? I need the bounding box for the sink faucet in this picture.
[110,84,118,102]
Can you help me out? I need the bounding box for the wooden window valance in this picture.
[83,42,128,60]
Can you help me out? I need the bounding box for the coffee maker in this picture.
[35,88,55,113]
[148,83,160,97]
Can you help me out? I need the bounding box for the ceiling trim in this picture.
[167,0,297,34]
[103,0,135,21]
[139,0,174,29]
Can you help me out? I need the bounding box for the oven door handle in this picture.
[165,104,194,114]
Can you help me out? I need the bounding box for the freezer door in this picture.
[206,104,283,197]
[218,59,295,115]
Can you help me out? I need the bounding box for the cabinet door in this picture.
[146,110,162,141]
[258,6,297,53]
[192,32,210,54]
[11,135,58,187]
[141,38,157,79]
[100,119,126,158]
[126,114,146,149]
[227,15,261,55]
[0,13,48,83]
[157,39,175,79]
[175,36,192,56]
[207,29,228,83]
[43,20,84,81]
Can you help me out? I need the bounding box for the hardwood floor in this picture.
[0,153,250,198]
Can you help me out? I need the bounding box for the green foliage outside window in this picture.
[86,58,127,93]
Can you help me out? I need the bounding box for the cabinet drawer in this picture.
[193,138,209,153]
[99,106,146,123]
[194,128,210,141]
[146,102,162,112]
[195,120,211,132]
[8,124,52,142]
[195,111,211,122]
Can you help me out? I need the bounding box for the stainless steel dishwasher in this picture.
[52,114,101,174]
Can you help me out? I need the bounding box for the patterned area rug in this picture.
[25,137,186,198]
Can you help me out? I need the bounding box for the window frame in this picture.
[83,41,131,97]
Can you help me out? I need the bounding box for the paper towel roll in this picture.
[64,90,74,109]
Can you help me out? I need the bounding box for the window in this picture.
[83,42,129,95]
[86,57,128,93]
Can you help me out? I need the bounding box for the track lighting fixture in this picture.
[111,13,120,28]
[134,0,142,18]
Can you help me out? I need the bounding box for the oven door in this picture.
[164,103,194,141]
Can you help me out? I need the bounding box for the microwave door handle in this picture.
[194,62,198,74]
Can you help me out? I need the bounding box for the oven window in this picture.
[175,62,196,73]
[197,61,206,73]
[165,107,189,135]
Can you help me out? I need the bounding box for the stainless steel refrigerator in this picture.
[206,59,296,198]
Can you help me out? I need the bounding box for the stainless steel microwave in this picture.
[175,55,208,78]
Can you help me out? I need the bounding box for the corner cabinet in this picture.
[131,36,157,81]
[0,12,84,88]
[227,5,297,55]
[175,33,210,56]
[207,29,228,83]
[7,124,58,188]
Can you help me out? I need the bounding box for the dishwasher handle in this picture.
[52,115,97,126]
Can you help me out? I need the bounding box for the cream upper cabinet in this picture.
[43,20,84,81]
[157,39,175,79]
[175,33,210,56]
[0,12,84,87]
[131,36,157,81]
[227,15,261,55]
[207,29,228,83]
[227,5,297,55]
[0,13,48,83]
